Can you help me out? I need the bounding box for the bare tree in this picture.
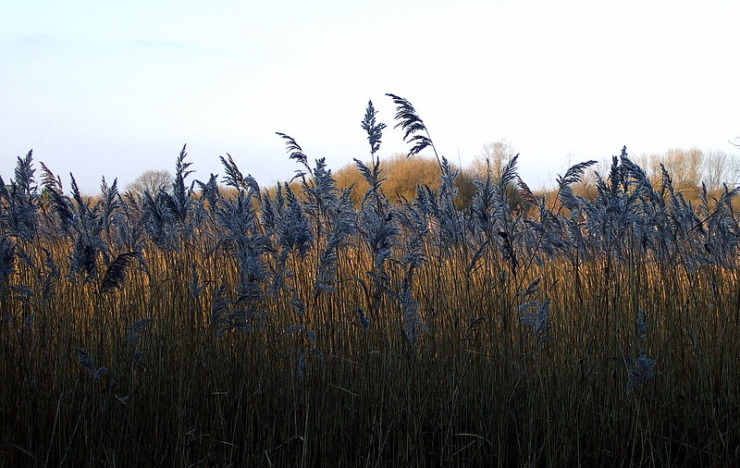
[702,150,740,190]
[670,148,703,189]
[632,152,662,186]
[125,169,174,198]
[579,156,613,188]
[653,148,704,190]
[470,139,517,180]
[730,157,740,188]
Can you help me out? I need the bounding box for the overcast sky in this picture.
[2,0,738,193]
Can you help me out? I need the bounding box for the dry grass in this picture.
[1,110,739,465]
[1,214,738,466]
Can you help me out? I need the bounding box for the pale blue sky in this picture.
[2,0,738,193]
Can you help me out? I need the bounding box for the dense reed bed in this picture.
[1,97,739,466]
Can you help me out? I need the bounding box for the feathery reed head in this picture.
[386,93,434,158]
[361,100,387,156]
[276,132,309,169]
[100,252,137,293]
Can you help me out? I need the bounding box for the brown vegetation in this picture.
[1,144,738,466]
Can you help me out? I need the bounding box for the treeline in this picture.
[123,141,740,211]
[331,144,740,210]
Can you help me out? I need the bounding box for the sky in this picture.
[2,0,739,194]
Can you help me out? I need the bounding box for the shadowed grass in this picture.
[1,97,738,466]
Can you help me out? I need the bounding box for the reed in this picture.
[0,98,738,466]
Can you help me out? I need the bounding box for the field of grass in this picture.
[1,97,739,466]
